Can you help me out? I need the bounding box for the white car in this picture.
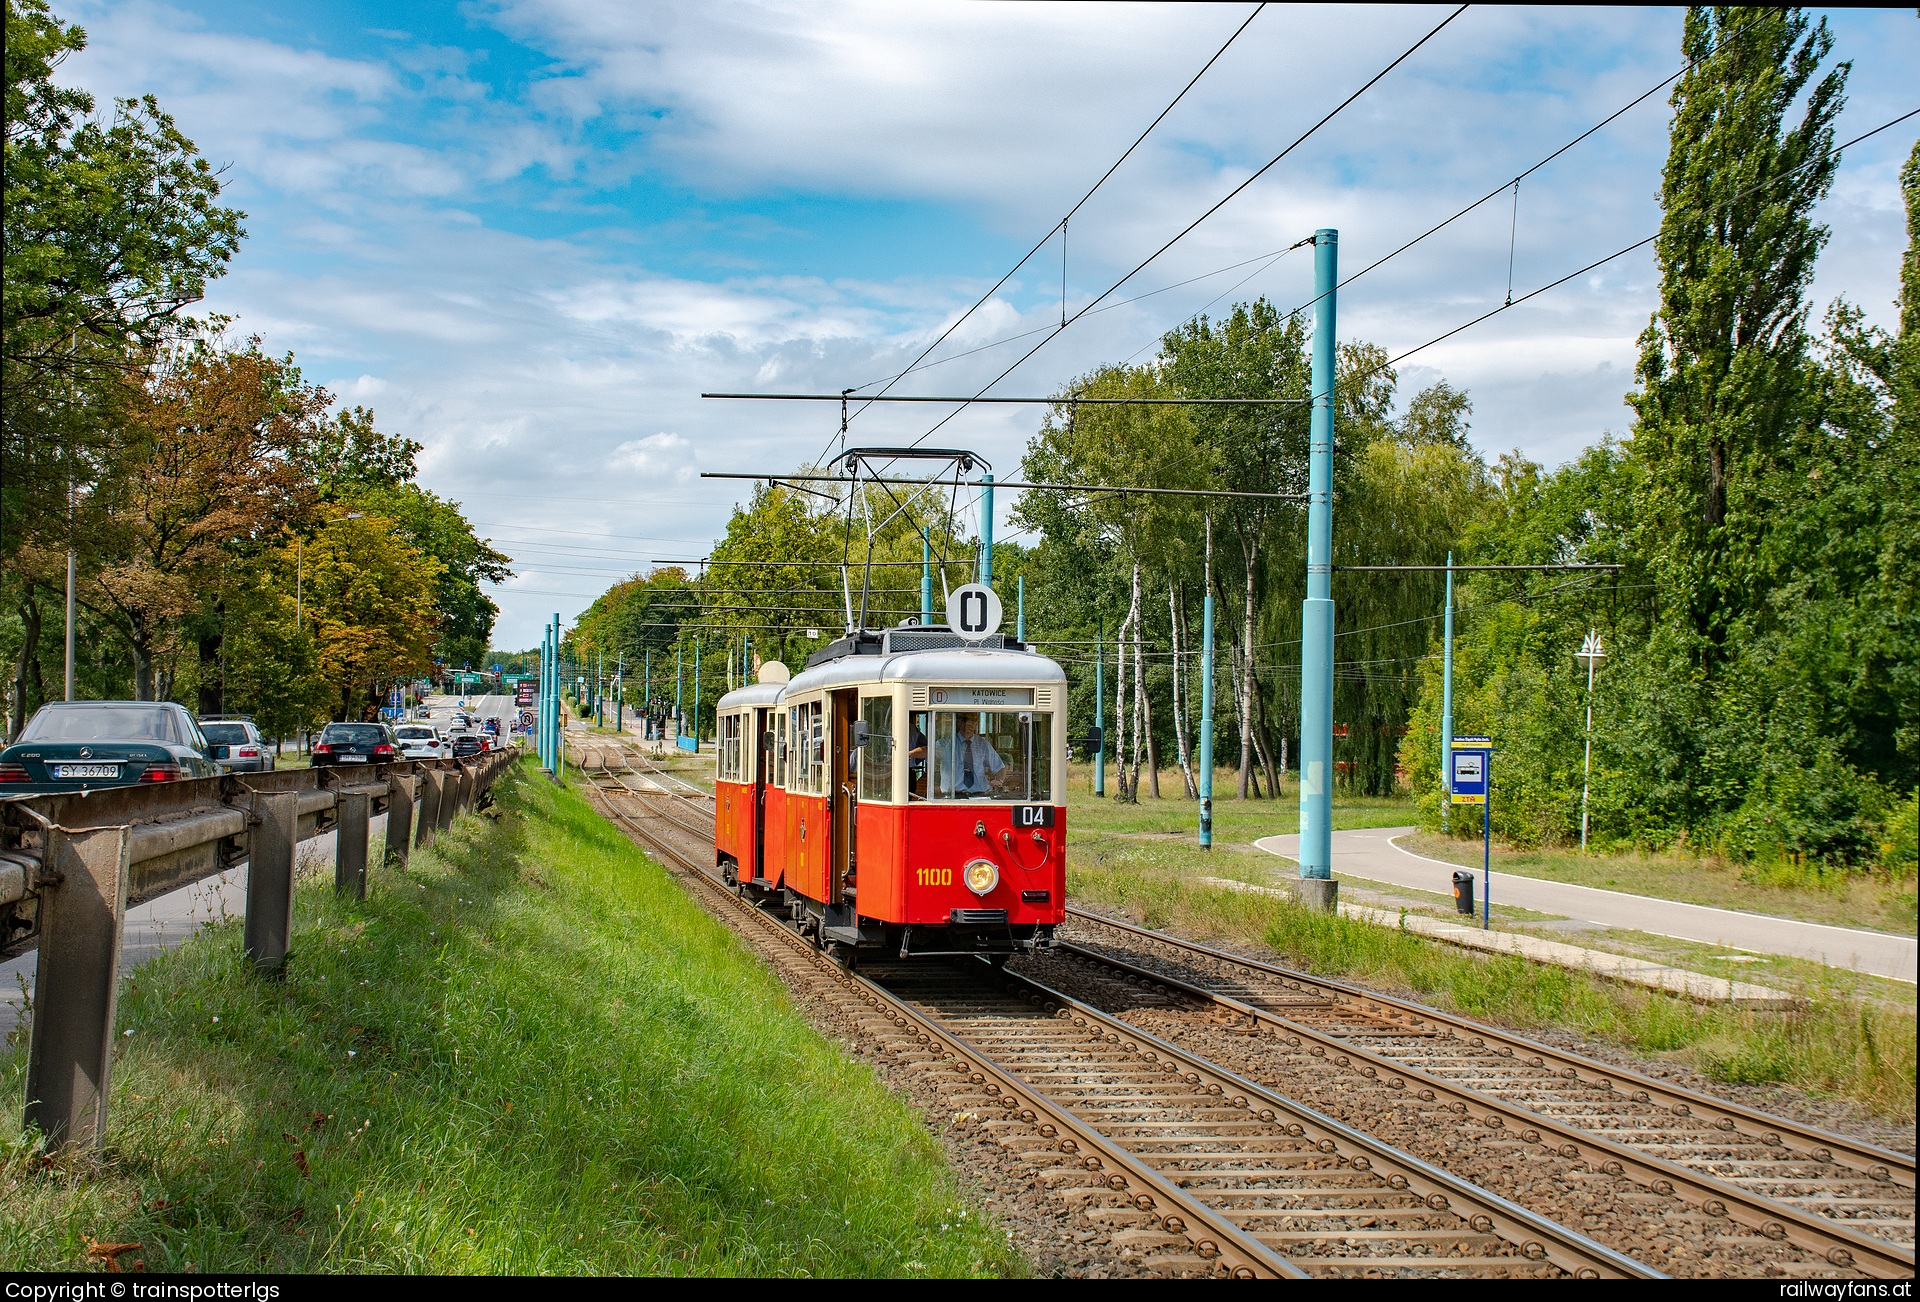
[393,724,445,760]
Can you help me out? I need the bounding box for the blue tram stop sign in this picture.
[1450,736,1492,804]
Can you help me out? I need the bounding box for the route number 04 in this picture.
[915,868,954,886]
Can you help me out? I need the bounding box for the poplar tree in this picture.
[1628,6,1847,652]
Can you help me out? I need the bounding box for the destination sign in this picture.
[928,687,1034,707]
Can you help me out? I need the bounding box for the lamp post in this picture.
[1575,630,1606,852]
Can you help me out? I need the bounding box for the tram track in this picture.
[572,739,1909,1277]
[1051,910,1915,1276]
[575,755,1653,1278]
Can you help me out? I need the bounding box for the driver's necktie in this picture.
[963,738,975,790]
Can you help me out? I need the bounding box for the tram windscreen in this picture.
[909,709,1051,802]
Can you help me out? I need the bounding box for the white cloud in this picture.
[49,0,1918,647]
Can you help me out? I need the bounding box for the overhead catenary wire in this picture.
[1281,4,1793,323]
[831,1,1271,457]
[897,5,1470,454]
[1365,106,1920,384]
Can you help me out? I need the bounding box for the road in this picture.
[1255,827,1917,984]
[3,702,525,1042]
[0,821,378,1041]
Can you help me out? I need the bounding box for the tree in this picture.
[296,517,442,719]
[1629,6,1847,651]
[85,339,316,699]
[1161,300,1312,797]
[2,0,244,565]
[351,483,509,672]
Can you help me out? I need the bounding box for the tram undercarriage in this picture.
[724,860,1055,962]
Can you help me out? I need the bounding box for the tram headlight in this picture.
[963,858,1000,896]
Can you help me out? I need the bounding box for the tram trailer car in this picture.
[713,623,1066,958]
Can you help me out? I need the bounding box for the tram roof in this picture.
[716,645,1064,710]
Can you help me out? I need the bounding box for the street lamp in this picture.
[1575,630,1606,852]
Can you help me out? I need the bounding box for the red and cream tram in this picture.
[713,621,1066,959]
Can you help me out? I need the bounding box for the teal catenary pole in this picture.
[676,643,683,741]
[1016,574,1025,643]
[980,473,994,586]
[1094,616,1105,797]
[1441,551,1455,833]
[921,530,933,623]
[1295,228,1338,903]
[1199,517,1215,849]
[693,636,702,748]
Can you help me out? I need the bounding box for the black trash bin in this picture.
[1452,871,1475,916]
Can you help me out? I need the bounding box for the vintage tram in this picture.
[713,619,1066,959]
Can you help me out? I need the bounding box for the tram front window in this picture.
[911,709,1051,802]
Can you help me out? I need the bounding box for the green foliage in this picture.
[0,769,1021,1276]
[349,483,509,672]
[2,0,245,564]
[1399,11,1914,868]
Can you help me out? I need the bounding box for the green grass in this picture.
[1401,832,1918,936]
[1067,825,1918,1124]
[1061,762,1415,839]
[1,762,1022,1276]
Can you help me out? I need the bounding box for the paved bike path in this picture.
[1254,826,1917,984]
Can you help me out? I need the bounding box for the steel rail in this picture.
[1067,906,1915,1189]
[583,770,1657,1278]
[983,965,1658,1279]
[568,763,1907,1272]
[580,773,1295,1278]
[1055,938,1908,1274]
[1063,911,1913,1275]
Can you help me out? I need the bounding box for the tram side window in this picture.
[785,706,802,793]
[807,700,826,795]
[907,710,929,800]
[775,710,787,786]
[859,695,893,802]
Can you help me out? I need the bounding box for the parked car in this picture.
[0,701,219,792]
[450,733,484,759]
[200,716,276,774]
[311,722,398,768]
[393,723,444,760]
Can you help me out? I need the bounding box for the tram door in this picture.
[753,707,771,882]
[830,688,856,905]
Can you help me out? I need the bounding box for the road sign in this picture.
[1449,736,1491,804]
[946,583,1002,641]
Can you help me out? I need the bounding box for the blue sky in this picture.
[52,1,1920,650]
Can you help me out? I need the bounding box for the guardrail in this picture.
[0,747,520,1151]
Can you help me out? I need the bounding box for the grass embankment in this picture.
[1064,784,1917,1124]
[1,763,1020,1276]
[1401,832,1918,936]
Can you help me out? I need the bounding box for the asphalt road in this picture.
[1255,826,1918,984]
[3,702,527,1043]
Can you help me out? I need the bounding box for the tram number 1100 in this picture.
[915,868,954,886]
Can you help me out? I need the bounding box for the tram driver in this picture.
[941,712,1008,798]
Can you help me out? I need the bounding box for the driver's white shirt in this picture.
[939,731,1005,795]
